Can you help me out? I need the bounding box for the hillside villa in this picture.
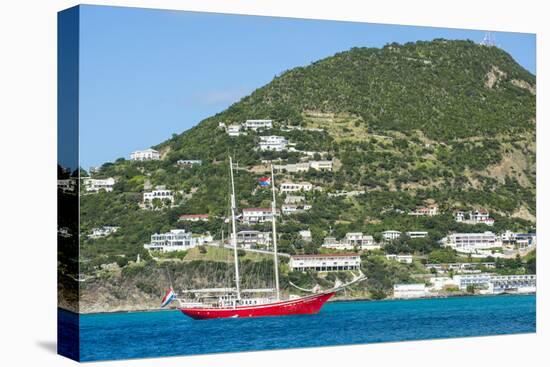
[281,204,312,215]
[279,181,313,193]
[273,162,310,173]
[382,230,402,241]
[309,160,333,171]
[242,207,280,224]
[406,231,429,238]
[274,160,333,173]
[299,229,312,242]
[344,232,375,248]
[142,186,174,208]
[89,226,119,239]
[237,230,272,248]
[176,159,202,167]
[143,229,212,252]
[441,231,501,253]
[220,119,273,136]
[130,148,160,161]
[514,233,537,249]
[408,204,439,216]
[82,177,116,193]
[226,124,243,137]
[258,135,289,151]
[289,253,361,272]
[322,232,379,251]
[244,119,273,130]
[454,209,495,226]
[501,230,536,249]
[284,195,305,204]
[425,262,496,274]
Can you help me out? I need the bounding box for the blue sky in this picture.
[79,5,536,169]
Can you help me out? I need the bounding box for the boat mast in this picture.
[270,163,281,301]
[229,156,241,300]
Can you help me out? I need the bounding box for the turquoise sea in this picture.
[61,295,536,361]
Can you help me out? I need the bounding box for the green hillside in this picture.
[78,39,536,309]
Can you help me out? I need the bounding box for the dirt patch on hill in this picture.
[249,164,270,173]
[485,148,530,187]
[511,79,536,95]
[303,112,368,142]
[485,65,507,89]
[159,146,171,159]
[511,206,536,222]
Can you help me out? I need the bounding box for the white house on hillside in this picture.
[284,195,305,204]
[242,208,280,224]
[143,187,174,207]
[382,230,402,241]
[144,229,196,252]
[322,233,379,251]
[299,229,312,242]
[236,230,272,248]
[409,204,439,216]
[244,119,273,130]
[309,160,333,171]
[281,204,312,215]
[226,124,243,137]
[89,226,119,239]
[130,148,160,161]
[273,160,333,173]
[258,135,288,151]
[289,254,361,272]
[279,182,313,193]
[470,209,494,225]
[273,162,310,173]
[345,232,376,249]
[83,177,116,193]
[177,159,202,167]
[442,231,501,253]
[454,209,495,226]
[406,231,429,239]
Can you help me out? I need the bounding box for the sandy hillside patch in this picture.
[303,112,368,142]
[511,206,536,222]
[485,65,507,89]
[485,149,530,187]
[511,79,536,95]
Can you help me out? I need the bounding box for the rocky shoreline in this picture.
[73,291,535,315]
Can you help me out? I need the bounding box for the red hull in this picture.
[179,292,335,320]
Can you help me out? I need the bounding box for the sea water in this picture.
[63,295,535,361]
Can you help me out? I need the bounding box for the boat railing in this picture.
[179,287,236,293]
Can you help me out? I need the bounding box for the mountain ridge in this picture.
[164,39,533,138]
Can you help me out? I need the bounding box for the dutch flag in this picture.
[160,287,176,308]
[258,177,271,187]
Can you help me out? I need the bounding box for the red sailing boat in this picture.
[163,157,363,320]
